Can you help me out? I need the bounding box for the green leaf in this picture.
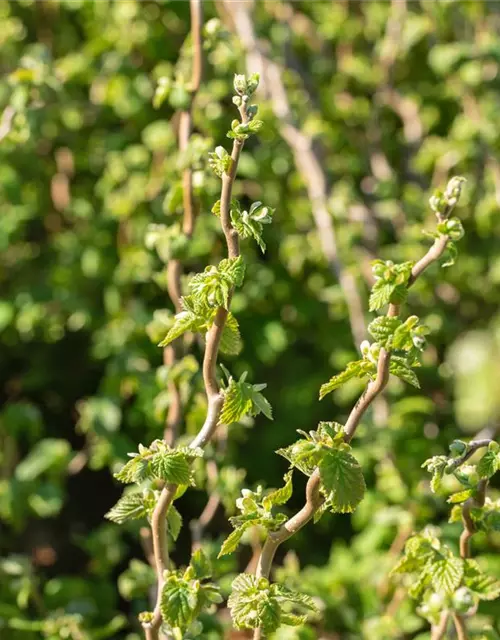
[464,560,500,601]
[190,549,211,580]
[160,576,195,631]
[114,456,149,484]
[105,492,147,524]
[390,554,424,577]
[158,311,201,347]
[219,312,243,356]
[431,555,463,595]
[257,597,281,634]
[319,360,374,399]
[208,146,231,178]
[219,256,246,287]
[369,280,395,311]
[277,440,319,476]
[151,451,192,485]
[389,356,420,388]
[369,261,413,310]
[220,372,272,424]
[245,384,273,420]
[228,574,262,630]
[448,489,474,504]
[368,316,401,347]
[272,584,318,612]
[220,379,248,425]
[477,450,500,479]
[218,522,253,558]
[279,613,308,626]
[263,472,293,510]
[319,448,366,513]
[167,505,183,541]
[228,574,281,634]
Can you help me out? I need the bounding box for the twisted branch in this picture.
[252,232,451,639]
[142,88,250,640]
[219,0,366,349]
[163,0,203,446]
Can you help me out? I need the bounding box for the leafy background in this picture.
[2,0,500,638]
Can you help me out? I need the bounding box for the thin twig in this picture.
[446,439,492,473]
[460,479,487,560]
[452,478,488,640]
[162,0,203,445]
[452,613,468,640]
[143,2,204,636]
[143,76,250,640]
[219,0,367,349]
[190,460,221,551]
[251,232,451,639]
[431,612,449,640]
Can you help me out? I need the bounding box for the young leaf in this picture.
[319,448,366,513]
[368,316,401,347]
[257,597,281,634]
[219,256,246,287]
[262,471,293,510]
[431,555,463,595]
[150,451,192,485]
[245,384,273,420]
[220,372,273,424]
[105,492,147,524]
[369,281,398,312]
[114,456,149,484]
[389,356,420,388]
[422,455,448,493]
[369,261,413,311]
[477,450,500,479]
[220,379,247,425]
[218,312,243,356]
[160,576,195,631]
[228,574,281,634]
[448,489,474,504]
[218,522,254,558]
[190,549,211,580]
[319,360,375,399]
[464,559,500,601]
[272,584,318,613]
[158,310,201,347]
[167,505,183,541]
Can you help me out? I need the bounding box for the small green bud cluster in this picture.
[359,340,381,364]
[208,145,232,178]
[216,199,274,252]
[437,217,465,241]
[429,176,466,219]
[233,72,260,98]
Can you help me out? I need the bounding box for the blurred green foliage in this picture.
[2,0,500,637]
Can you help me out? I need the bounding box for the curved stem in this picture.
[460,478,487,559]
[251,233,451,637]
[431,612,449,640]
[446,439,492,473]
[452,613,468,640]
[452,478,488,640]
[143,40,252,640]
[162,0,203,444]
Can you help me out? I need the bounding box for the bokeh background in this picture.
[2,1,500,638]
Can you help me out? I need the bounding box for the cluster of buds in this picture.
[429,176,466,219]
[360,340,381,365]
[233,72,260,99]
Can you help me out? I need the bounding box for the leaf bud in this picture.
[233,74,247,96]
